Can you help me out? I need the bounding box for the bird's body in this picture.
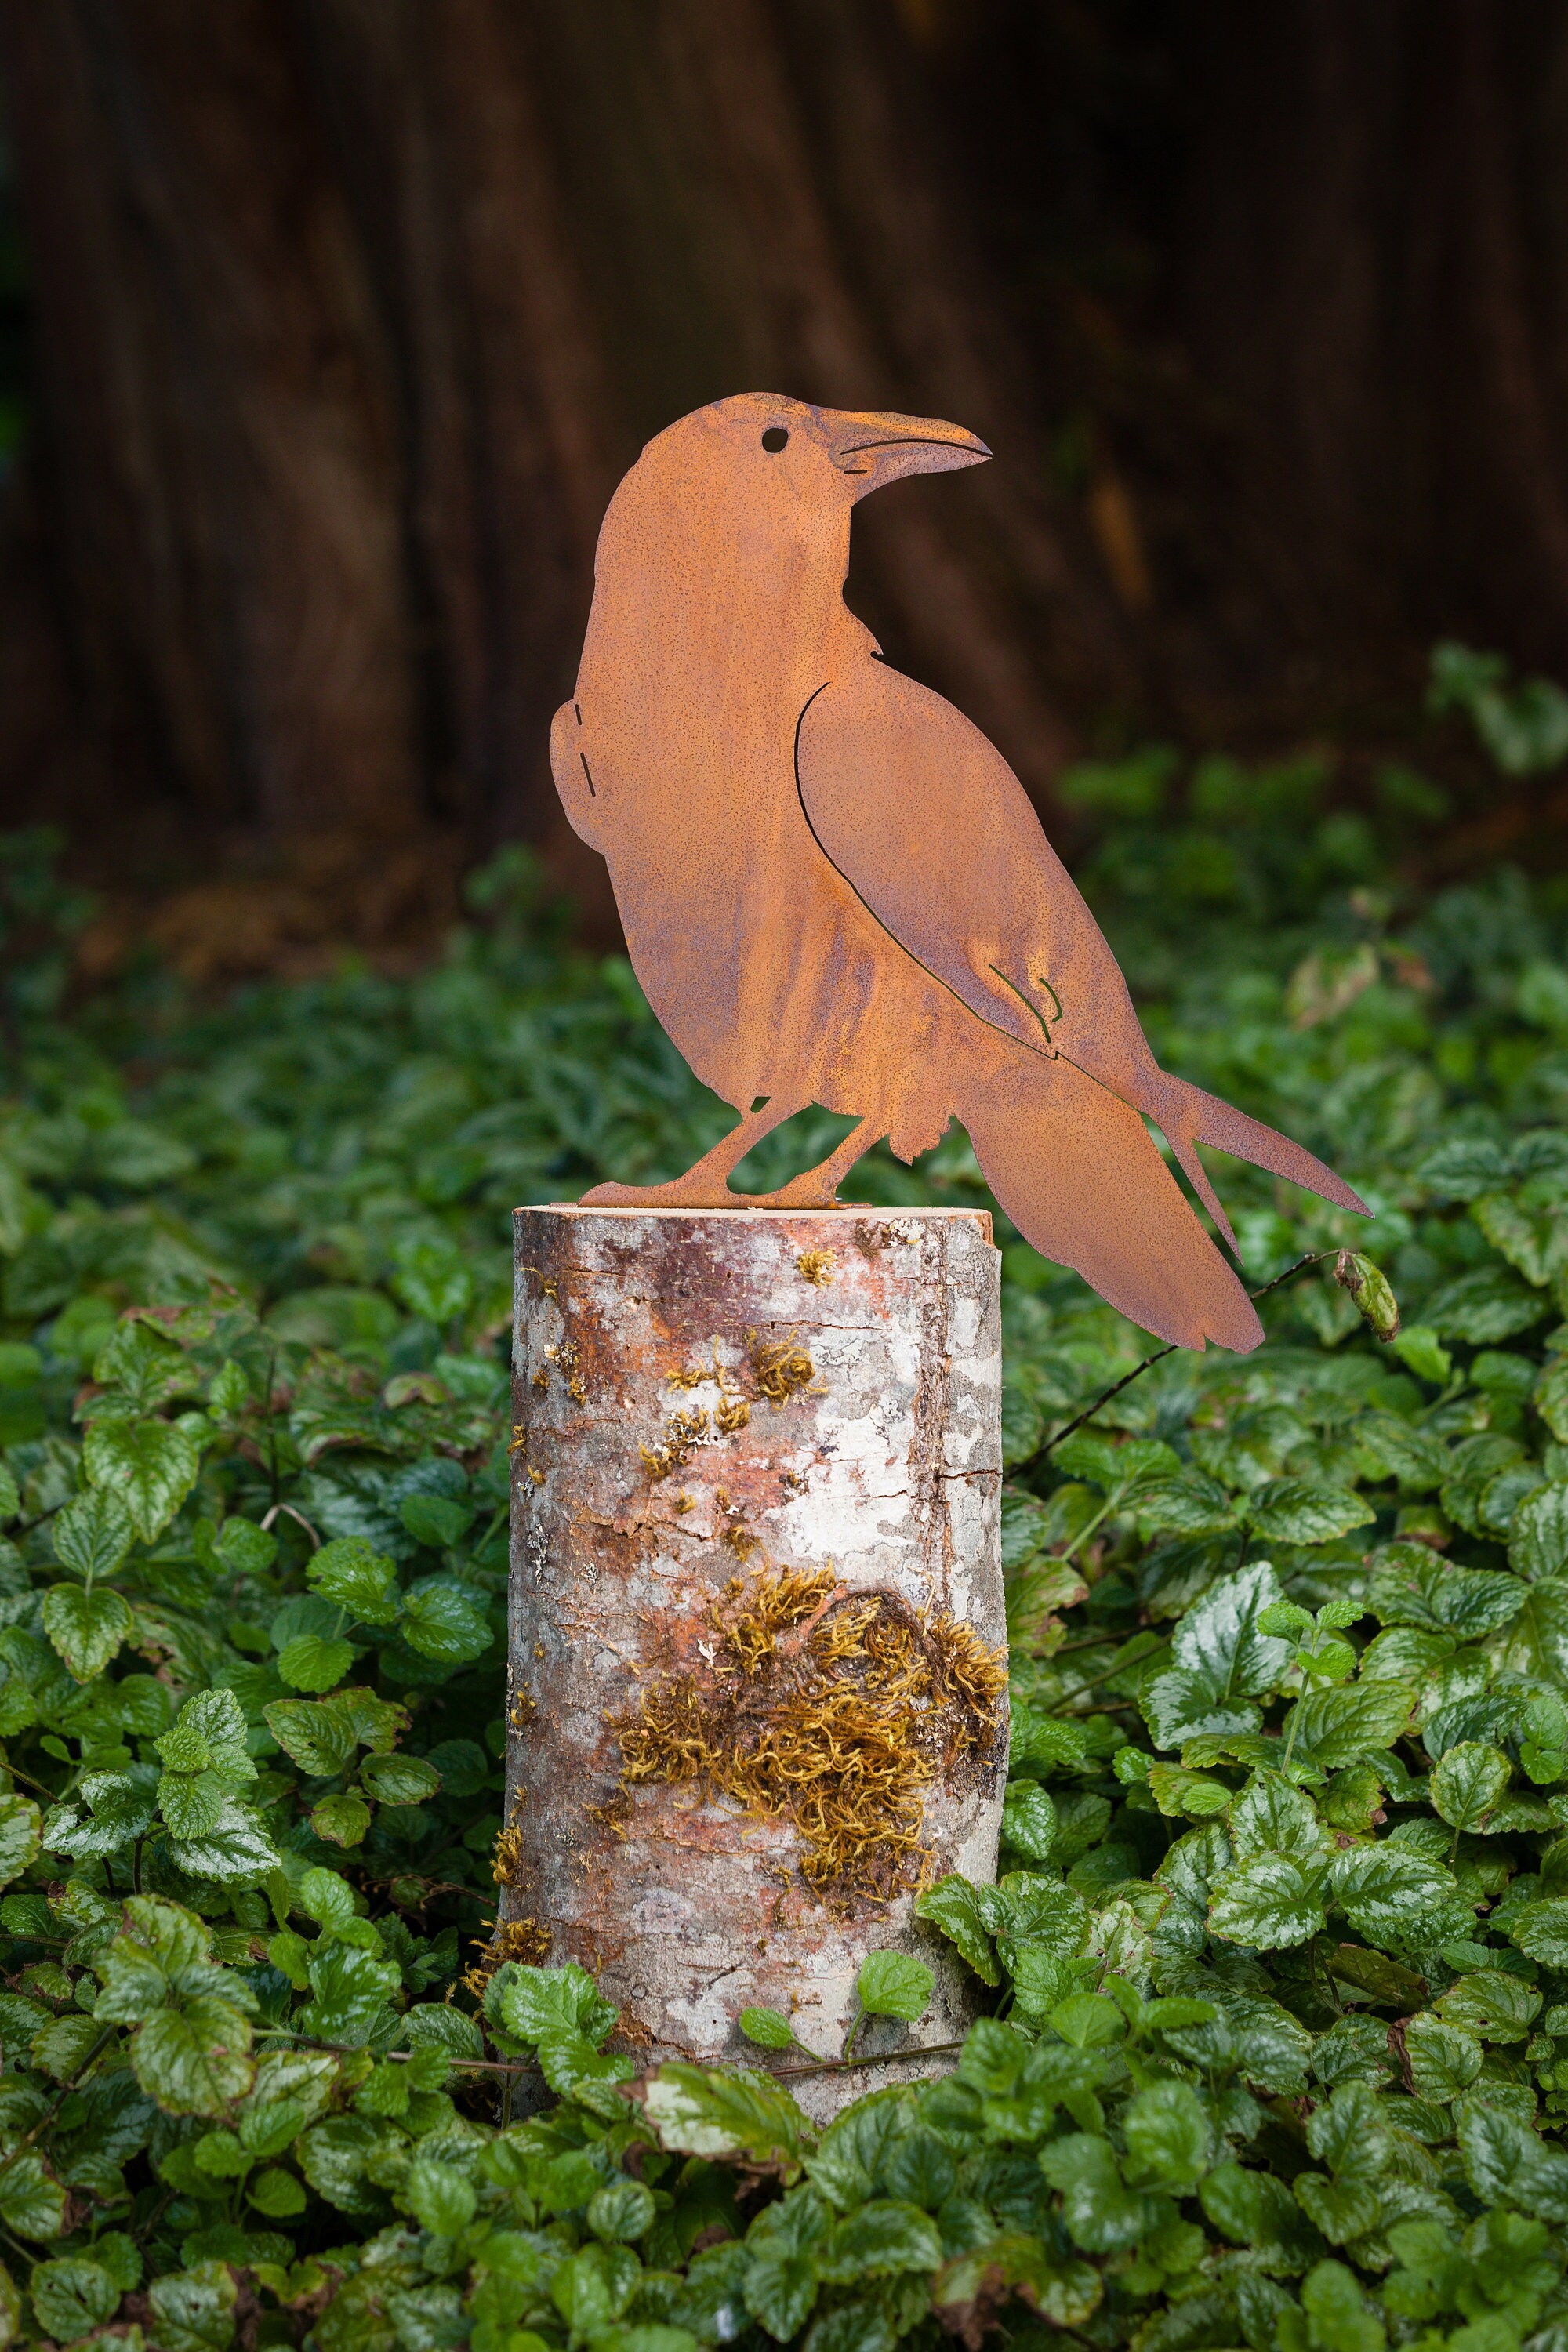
[551,394,1364,1351]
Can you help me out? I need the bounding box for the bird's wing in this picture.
[797,660,1367,1234]
[795,662,1148,1078]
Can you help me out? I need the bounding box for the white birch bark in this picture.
[503,1204,1004,2116]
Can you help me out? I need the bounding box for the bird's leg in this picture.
[743,1113,884,1209]
[579,1096,809,1208]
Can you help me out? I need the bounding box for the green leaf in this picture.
[1456,2098,1568,2220]
[158,1690,253,1779]
[405,2154,476,2236]
[1039,2132,1156,2252]
[399,1494,475,1550]
[276,1632,354,1693]
[822,2198,943,2281]
[307,1535,401,1625]
[1122,2078,1210,2189]
[158,1767,230,1842]
[132,1998,254,2115]
[1437,1968,1541,2042]
[1403,2013,1483,2101]
[1208,1851,1328,1949]
[1425,1265,1547,1342]
[1431,1740,1512,1831]
[300,1941,400,2045]
[42,1582,134,1680]
[588,2179,655,2242]
[1200,2163,1326,2272]
[1334,1251,1401,1340]
[1229,1774,1329,1860]
[1391,1325,1453,1384]
[50,1485,134,1583]
[1330,1846,1472,1952]
[165,1799,280,1884]
[390,1236,474,1325]
[1510,1895,1568,1967]
[1510,1480,1568,1577]
[738,2009,797,2057]
[297,1864,358,1933]
[249,2165,307,2216]
[1134,1470,1238,1537]
[1281,1679,1414,1769]
[212,1514,277,1575]
[399,1577,490,1663]
[1050,1992,1125,2048]
[855,1950,932,2023]
[498,1962,618,2049]
[30,2256,120,2340]
[1366,1547,1525,1636]
[82,1414,201,1541]
[146,2259,238,2352]
[358,1751,439,1806]
[1146,1761,1232,1818]
[1355,1410,1446,1491]
[1000,1383,1044,1467]
[913,1875,1000,1985]
[263,1697,361,1778]
[642,2063,811,2176]
[1247,1479,1376,1544]
[1141,1560,1292,1752]
[0,2151,66,2241]
[0,1792,39,1886]
[29,2012,101,2082]
[746,2251,820,2341]
[45,1770,148,1860]
[1000,1780,1056,1858]
[310,1793,372,1847]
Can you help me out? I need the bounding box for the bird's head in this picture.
[591,394,991,641]
[641,392,991,516]
[603,394,989,583]
[704,392,990,503]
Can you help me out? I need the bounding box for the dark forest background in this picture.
[0,0,1564,974]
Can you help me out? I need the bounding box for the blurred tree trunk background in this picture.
[0,0,1565,966]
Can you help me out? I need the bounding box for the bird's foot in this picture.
[579,1175,858,1211]
[579,1178,745,1209]
[739,1174,844,1209]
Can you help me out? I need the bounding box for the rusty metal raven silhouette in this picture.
[549,393,1364,1351]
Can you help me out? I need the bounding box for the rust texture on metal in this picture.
[549,392,1367,1354]
[502,1204,1004,2108]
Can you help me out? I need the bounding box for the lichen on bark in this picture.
[612,1557,1007,1901]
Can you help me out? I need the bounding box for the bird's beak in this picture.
[825,408,991,500]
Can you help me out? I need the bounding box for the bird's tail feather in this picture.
[1146,1073,1369,1246]
[960,1055,1264,1352]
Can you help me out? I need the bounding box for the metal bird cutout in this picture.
[549,393,1365,1351]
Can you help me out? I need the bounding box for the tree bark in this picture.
[502,1205,1005,2115]
[1172,0,1568,706]
[9,0,1568,920]
[0,0,1116,928]
[0,0,423,840]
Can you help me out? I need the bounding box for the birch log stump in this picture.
[501,1205,1005,2115]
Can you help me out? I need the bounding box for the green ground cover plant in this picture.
[6,710,1568,2346]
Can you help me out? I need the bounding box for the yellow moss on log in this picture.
[612,1560,1006,1901]
[461,1914,550,2000]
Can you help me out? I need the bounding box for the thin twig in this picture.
[1014,1249,1335,1479]
[1056,1634,1172,1702]
[1021,1346,1175,1472]
[252,2027,543,2077]
[772,2037,966,2078]
[252,2025,971,2087]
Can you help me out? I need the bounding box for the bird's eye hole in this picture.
[760,426,789,453]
